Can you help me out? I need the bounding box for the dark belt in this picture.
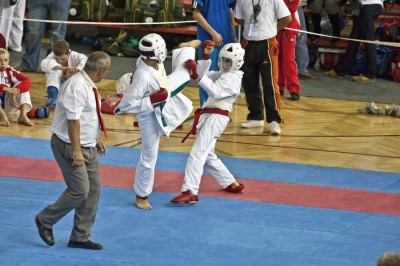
[53,133,91,149]
[181,108,229,143]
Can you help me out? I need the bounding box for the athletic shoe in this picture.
[8,47,22,52]
[352,74,376,83]
[224,183,245,193]
[299,72,317,80]
[385,104,400,116]
[357,102,383,115]
[241,120,264,128]
[269,121,281,135]
[325,69,344,79]
[171,191,199,204]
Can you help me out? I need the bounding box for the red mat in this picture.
[2,155,399,216]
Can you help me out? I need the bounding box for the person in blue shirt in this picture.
[192,0,237,106]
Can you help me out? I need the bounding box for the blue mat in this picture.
[1,136,399,265]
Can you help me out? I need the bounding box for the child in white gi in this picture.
[171,42,246,205]
[41,40,87,107]
[116,33,200,210]
[0,48,34,127]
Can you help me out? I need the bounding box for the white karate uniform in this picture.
[181,67,244,195]
[0,0,26,51]
[117,46,195,198]
[40,51,88,90]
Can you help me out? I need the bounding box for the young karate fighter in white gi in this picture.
[41,40,87,107]
[171,42,246,205]
[116,33,200,210]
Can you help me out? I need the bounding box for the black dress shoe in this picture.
[290,93,300,101]
[68,240,103,250]
[35,216,54,246]
[279,90,284,96]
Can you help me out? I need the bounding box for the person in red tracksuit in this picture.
[277,0,301,101]
[0,48,34,127]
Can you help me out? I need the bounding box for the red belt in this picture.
[181,108,229,143]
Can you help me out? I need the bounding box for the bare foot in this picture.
[18,115,34,126]
[0,119,10,127]
[0,110,10,127]
[135,196,152,210]
[178,39,201,49]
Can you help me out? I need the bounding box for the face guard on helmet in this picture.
[139,33,167,63]
[218,43,245,72]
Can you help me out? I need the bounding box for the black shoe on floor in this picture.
[290,93,300,101]
[280,90,284,96]
[68,240,103,250]
[35,216,54,246]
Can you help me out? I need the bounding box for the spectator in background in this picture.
[277,0,301,101]
[309,0,341,44]
[15,0,72,72]
[0,48,34,127]
[192,0,237,106]
[41,40,87,107]
[234,0,291,135]
[295,0,317,80]
[0,0,26,52]
[325,0,383,83]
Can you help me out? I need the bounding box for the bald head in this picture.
[84,51,111,83]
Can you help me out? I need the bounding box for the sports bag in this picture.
[125,0,186,27]
[351,45,396,78]
[69,0,109,21]
[92,0,110,21]
[69,0,91,20]
[381,19,400,42]
[101,94,123,114]
[318,52,341,70]
[390,54,400,82]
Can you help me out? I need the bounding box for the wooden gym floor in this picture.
[1,72,400,173]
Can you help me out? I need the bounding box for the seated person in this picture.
[40,40,87,107]
[0,48,34,127]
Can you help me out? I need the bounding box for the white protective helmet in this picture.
[138,33,167,63]
[115,72,133,93]
[218,43,245,72]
